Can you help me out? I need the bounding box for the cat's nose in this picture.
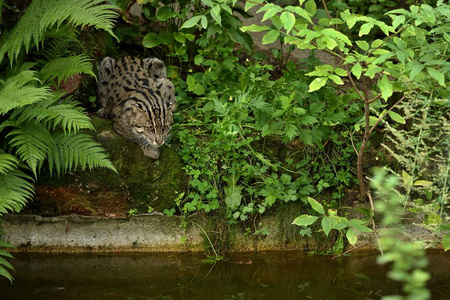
[156,140,164,145]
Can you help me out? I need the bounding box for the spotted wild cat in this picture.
[97,56,176,159]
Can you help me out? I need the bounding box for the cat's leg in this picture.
[97,57,116,118]
[143,58,166,80]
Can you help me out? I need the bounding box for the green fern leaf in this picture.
[0,0,118,63]
[12,92,94,133]
[40,55,96,84]
[0,169,34,214]
[0,154,20,175]
[6,122,54,176]
[48,131,117,177]
[0,71,50,114]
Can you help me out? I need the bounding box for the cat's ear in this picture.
[143,57,166,80]
[98,57,116,77]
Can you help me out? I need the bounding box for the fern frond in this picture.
[40,55,96,84]
[0,71,50,115]
[0,154,19,175]
[0,236,16,283]
[39,28,79,60]
[0,0,118,63]
[12,92,94,133]
[6,122,54,176]
[48,131,117,177]
[0,169,34,214]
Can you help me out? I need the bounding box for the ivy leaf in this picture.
[308,197,325,215]
[427,67,445,86]
[293,215,319,226]
[210,5,222,26]
[280,11,296,34]
[262,30,280,44]
[388,111,406,124]
[378,74,393,100]
[308,77,328,92]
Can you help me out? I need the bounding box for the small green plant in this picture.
[293,197,372,254]
[128,208,138,216]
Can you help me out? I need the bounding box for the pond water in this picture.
[1,251,449,299]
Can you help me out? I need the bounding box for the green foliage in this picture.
[372,169,431,300]
[293,197,372,254]
[0,0,119,281]
[173,56,358,226]
[243,0,449,198]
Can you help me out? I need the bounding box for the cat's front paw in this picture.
[96,108,109,119]
[142,145,160,159]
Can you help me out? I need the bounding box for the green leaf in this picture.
[414,180,432,187]
[305,0,317,16]
[351,63,362,79]
[359,22,374,36]
[280,11,296,34]
[201,16,208,29]
[156,6,175,21]
[285,6,312,23]
[349,219,372,232]
[322,216,331,236]
[408,61,424,80]
[142,33,161,48]
[262,30,280,44]
[334,68,347,76]
[346,228,358,245]
[378,74,393,100]
[308,197,325,215]
[333,234,344,254]
[293,215,319,226]
[443,233,450,252]
[329,74,344,85]
[260,5,283,22]
[224,184,243,210]
[241,24,271,32]
[388,111,406,124]
[308,77,328,92]
[180,16,203,29]
[210,5,222,26]
[426,67,446,86]
[355,40,369,51]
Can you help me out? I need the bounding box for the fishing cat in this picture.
[97,56,176,159]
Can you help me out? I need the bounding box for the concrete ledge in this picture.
[1,214,203,252]
[1,214,442,253]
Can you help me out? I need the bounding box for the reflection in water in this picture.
[0,251,449,299]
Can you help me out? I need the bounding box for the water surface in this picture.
[1,251,449,299]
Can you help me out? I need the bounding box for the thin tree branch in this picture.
[368,96,405,136]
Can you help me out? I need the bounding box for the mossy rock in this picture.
[30,117,188,217]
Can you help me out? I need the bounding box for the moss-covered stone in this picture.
[30,117,188,217]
